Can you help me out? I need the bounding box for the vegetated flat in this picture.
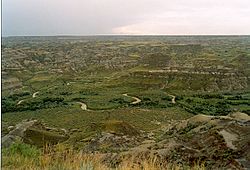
[2,36,250,124]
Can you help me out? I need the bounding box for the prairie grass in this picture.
[2,143,205,170]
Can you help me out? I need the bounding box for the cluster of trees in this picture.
[137,97,173,108]
[8,92,30,100]
[192,94,224,99]
[192,93,248,101]
[2,97,67,113]
[226,100,250,106]
[175,96,184,101]
[214,101,232,115]
[180,99,231,116]
[227,95,243,100]
[161,96,172,101]
[2,97,16,113]
[179,93,250,116]
[109,98,130,105]
[2,92,31,113]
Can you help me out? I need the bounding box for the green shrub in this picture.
[9,92,31,101]
[109,98,130,105]
[2,97,16,113]
[3,142,41,158]
[192,94,224,99]
[227,95,243,100]
[175,95,184,101]
[161,96,172,101]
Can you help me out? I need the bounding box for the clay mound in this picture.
[173,114,213,132]
[172,113,248,134]
[2,120,69,148]
[188,114,213,124]
[160,113,250,169]
[23,128,68,147]
[101,120,140,136]
[81,120,141,153]
[2,120,38,148]
[228,112,250,121]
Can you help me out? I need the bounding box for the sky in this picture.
[2,0,250,36]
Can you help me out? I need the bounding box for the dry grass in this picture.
[2,143,205,170]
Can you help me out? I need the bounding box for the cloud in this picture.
[112,3,250,35]
[2,0,250,35]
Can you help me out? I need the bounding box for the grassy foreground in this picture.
[2,143,205,170]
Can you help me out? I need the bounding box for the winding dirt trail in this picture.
[32,91,39,98]
[123,94,141,104]
[169,94,176,104]
[76,102,88,110]
[164,93,176,104]
[17,100,24,105]
[17,91,39,105]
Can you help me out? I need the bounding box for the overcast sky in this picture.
[2,0,250,36]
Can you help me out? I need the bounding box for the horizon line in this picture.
[2,34,250,38]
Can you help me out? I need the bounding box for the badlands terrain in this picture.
[2,36,250,169]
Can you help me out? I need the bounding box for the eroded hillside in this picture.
[2,36,250,92]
